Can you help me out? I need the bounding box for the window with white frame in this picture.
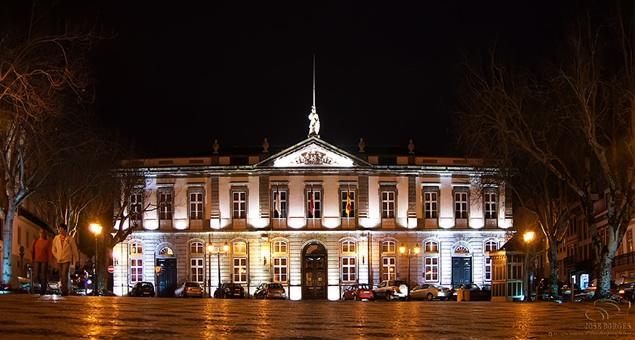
[130,192,143,223]
[382,256,396,281]
[341,240,356,254]
[130,242,143,255]
[306,188,322,218]
[424,240,438,253]
[190,258,204,283]
[485,257,492,281]
[485,240,498,253]
[158,189,173,220]
[424,257,438,281]
[423,188,438,219]
[233,258,247,283]
[272,189,288,218]
[190,242,204,255]
[381,191,395,218]
[340,189,356,218]
[273,257,287,282]
[341,257,356,282]
[130,258,143,283]
[484,190,498,219]
[189,190,204,220]
[233,241,247,255]
[232,191,246,218]
[273,240,287,254]
[382,240,396,253]
[454,191,468,219]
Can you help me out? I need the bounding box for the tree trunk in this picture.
[549,240,559,295]
[2,203,16,286]
[596,242,616,299]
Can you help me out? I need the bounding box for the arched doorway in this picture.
[156,246,177,297]
[302,242,327,299]
[451,244,472,287]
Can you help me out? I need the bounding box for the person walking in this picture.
[31,229,52,295]
[51,224,79,296]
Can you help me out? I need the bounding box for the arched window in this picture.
[454,245,470,254]
[485,240,498,253]
[424,240,438,253]
[190,242,204,255]
[159,247,174,257]
[233,241,247,255]
[382,240,396,253]
[232,241,248,283]
[129,242,143,284]
[341,240,356,254]
[273,240,287,254]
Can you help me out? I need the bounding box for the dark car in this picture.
[451,283,491,301]
[254,283,286,299]
[129,282,155,297]
[214,283,245,298]
[342,284,374,301]
[617,282,635,302]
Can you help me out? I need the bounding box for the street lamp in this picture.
[207,242,230,297]
[89,223,102,296]
[399,242,420,298]
[523,230,535,302]
[206,244,214,297]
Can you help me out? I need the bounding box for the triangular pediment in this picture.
[258,137,370,168]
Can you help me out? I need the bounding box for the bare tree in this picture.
[0,7,94,285]
[459,8,635,298]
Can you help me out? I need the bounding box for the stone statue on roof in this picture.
[308,105,320,137]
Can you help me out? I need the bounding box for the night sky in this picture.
[19,1,593,157]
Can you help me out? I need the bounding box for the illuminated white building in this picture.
[112,133,513,299]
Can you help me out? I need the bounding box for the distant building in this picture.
[112,123,514,299]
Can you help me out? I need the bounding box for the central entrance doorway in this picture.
[302,242,327,299]
[156,247,177,297]
[451,257,472,287]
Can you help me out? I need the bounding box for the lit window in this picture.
[340,189,356,218]
[190,258,204,283]
[454,191,468,219]
[424,241,438,253]
[341,257,356,282]
[272,190,288,218]
[306,188,322,218]
[381,191,395,218]
[627,230,633,253]
[233,258,247,283]
[189,191,204,220]
[190,242,204,255]
[233,241,247,255]
[273,240,287,254]
[382,240,396,253]
[485,240,498,253]
[130,242,143,255]
[423,189,438,219]
[232,191,246,219]
[424,257,438,281]
[382,256,396,281]
[158,190,173,220]
[341,240,356,254]
[273,258,287,282]
[484,190,497,219]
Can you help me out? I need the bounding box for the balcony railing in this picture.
[614,252,635,267]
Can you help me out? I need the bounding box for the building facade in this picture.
[112,136,513,299]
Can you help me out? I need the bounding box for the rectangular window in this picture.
[233,258,247,283]
[381,256,396,281]
[306,189,322,218]
[190,258,204,283]
[272,190,288,218]
[485,257,492,281]
[130,192,143,222]
[454,191,468,219]
[424,257,438,281]
[273,258,287,282]
[189,191,204,220]
[627,230,633,253]
[341,257,357,282]
[381,191,396,218]
[158,190,173,220]
[131,258,143,283]
[340,189,356,218]
[233,191,246,219]
[233,242,247,255]
[484,191,497,219]
[424,190,438,219]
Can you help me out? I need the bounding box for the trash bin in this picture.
[456,288,463,303]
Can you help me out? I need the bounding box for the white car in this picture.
[373,280,409,301]
[174,282,204,298]
[410,284,451,301]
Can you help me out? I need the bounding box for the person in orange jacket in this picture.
[32,229,53,295]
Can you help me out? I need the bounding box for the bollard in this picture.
[456,288,463,303]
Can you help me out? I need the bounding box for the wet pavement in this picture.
[0,294,632,339]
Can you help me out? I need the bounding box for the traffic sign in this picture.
[107,265,115,274]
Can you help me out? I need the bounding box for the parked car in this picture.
[175,282,204,298]
[214,283,245,298]
[129,282,155,297]
[451,283,491,301]
[617,282,635,302]
[254,283,286,299]
[342,284,374,301]
[373,280,409,301]
[410,284,451,301]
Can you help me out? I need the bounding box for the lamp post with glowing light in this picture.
[207,242,230,297]
[399,243,421,298]
[89,223,102,296]
[206,244,214,297]
[523,231,535,301]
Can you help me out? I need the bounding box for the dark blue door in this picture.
[156,258,177,297]
[451,257,472,287]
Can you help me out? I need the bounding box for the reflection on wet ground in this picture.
[0,295,632,339]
